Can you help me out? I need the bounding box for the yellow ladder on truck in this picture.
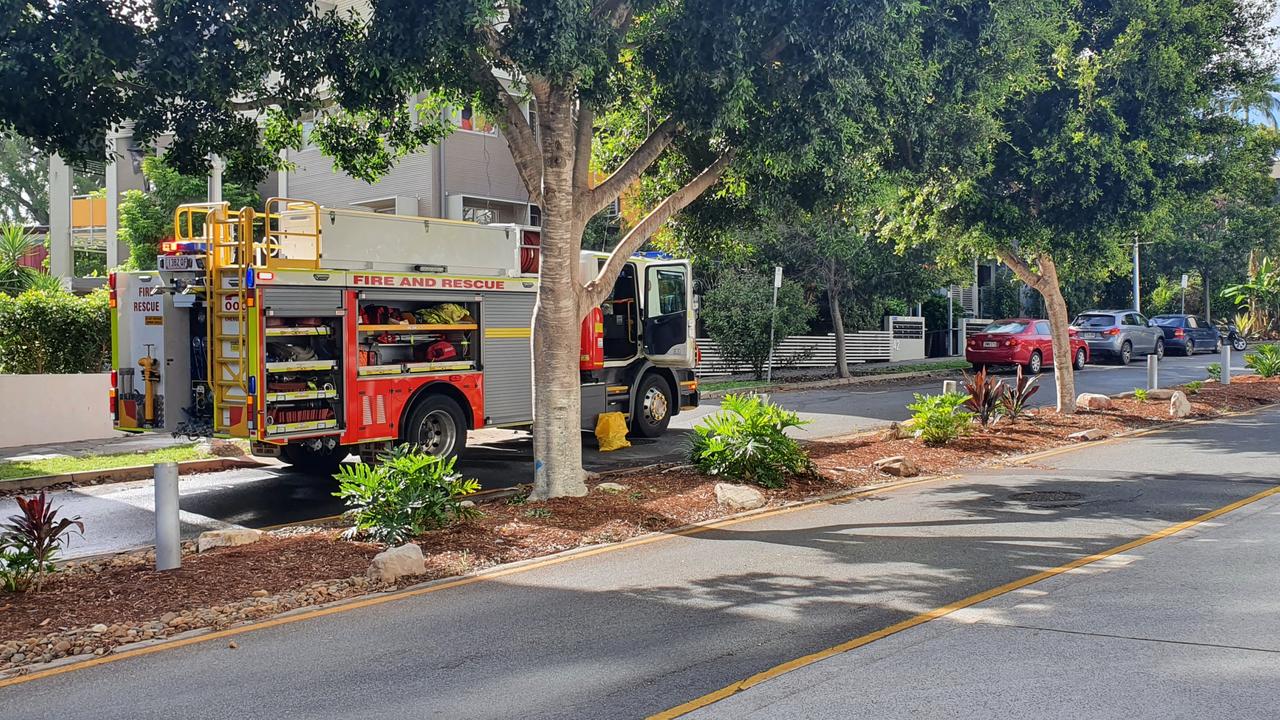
[176,203,254,436]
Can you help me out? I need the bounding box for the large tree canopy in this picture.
[888,0,1276,412]
[4,0,1005,497]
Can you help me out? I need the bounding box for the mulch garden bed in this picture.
[2,375,1277,674]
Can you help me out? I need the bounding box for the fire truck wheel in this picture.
[281,443,349,476]
[631,373,674,438]
[403,394,468,459]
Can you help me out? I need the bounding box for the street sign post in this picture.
[766,266,782,383]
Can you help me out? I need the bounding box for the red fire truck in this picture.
[110,198,699,472]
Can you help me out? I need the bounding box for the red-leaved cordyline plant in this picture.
[1,491,83,592]
[963,366,1007,426]
[1001,365,1041,420]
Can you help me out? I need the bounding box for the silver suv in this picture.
[1070,310,1164,365]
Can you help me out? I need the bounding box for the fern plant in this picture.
[333,445,480,545]
[1244,344,1280,378]
[689,393,811,489]
[1000,366,1040,420]
[962,366,1006,425]
[906,392,973,445]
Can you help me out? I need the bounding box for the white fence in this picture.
[697,316,928,376]
[0,374,116,448]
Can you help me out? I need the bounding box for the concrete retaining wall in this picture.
[0,373,116,448]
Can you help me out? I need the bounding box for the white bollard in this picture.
[1222,346,1232,386]
[1147,353,1158,390]
[154,462,181,571]
[942,379,959,395]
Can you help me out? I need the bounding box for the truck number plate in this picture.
[159,255,199,272]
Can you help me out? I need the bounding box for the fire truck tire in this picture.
[402,394,468,459]
[281,443,349,476]
[631,373,673,438]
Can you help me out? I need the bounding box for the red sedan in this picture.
[965,318,1088,374]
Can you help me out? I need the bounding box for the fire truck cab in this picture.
[109,199,699,472]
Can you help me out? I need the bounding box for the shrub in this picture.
[1206,363,1222,382]
[333,445,481,545]
[689,393,811,489]
[1000,366,1040,420]
[962,367,1006,425]
[906,392,973,445]
[0,288,111,373]
[701,273,816,380]
[1133,388,1149,402]
[1,491,83,593]
[1245,345,1280,378]
[1184,380,1204,395]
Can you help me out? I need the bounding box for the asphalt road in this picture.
[6,405,1278,719]
[5,351,1249,559]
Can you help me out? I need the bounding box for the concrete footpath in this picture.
[5,406,1279,719]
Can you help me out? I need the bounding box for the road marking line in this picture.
[646,483,1280,720]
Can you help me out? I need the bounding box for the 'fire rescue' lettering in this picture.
[351,274,507,290]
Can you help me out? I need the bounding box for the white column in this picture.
[105,126,144,268]
[208,155,225,203]
[47,154,74,279]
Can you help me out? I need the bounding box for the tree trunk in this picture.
[994,248,1077,413]
[528,88,588,500]
[1203,269,1212,322]
[828,264,850,378]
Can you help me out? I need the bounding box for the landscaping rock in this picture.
[366,543,426,583]
[873,456,920,478]
[1147,389,1176,401]
[1169,391,1192,418]
[197,528,264,553]
[594,482,629,494]
[1076,393,1113,410]
[713,483,766,511]
[1068,428,1107,441]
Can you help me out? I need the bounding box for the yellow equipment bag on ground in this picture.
[594,412,631,452]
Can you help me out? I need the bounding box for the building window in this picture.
[528,204,541,227]
[457,104,497,135]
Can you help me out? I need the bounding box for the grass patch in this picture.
[0,445,214,482]
[700,379,772,393]
[851,359,970,375]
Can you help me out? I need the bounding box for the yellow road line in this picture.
[647,482,1280,719]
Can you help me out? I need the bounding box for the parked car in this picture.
[1149,314,1221,355]
[1070,310,1164,365]
[965,318,1088,374]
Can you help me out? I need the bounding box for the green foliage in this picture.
[906,392,973,445]
[0,224,42,296]
[962,367,1006,426]
[1207,363,1222,381]
[1,491,83,593]
[1133,388,1149,402]
[689,393,812,489]
[0,288,110,373]
[701,273,816,380]
[1244,344,1280,378]
[1222,256,1280,335]
[333,445,481,545]
[1184,380,1204,395]
[118,157,260,270]
[1000,367,1041,420]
